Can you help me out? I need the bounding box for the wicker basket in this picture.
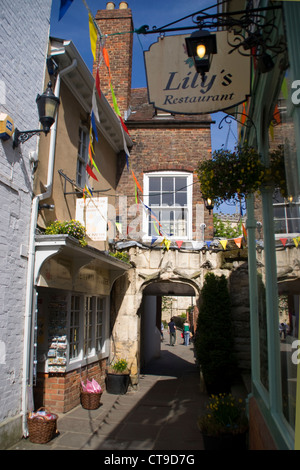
[80,388,102,410]
[27,408,58,444]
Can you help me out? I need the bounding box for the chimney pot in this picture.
[119,2,128,9]
[106,2,115,9]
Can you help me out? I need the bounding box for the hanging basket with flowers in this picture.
[197,144,286,207]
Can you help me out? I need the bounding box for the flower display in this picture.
[45,219,87,246]
[198,393,248,437]
[110,358,129,374]
[197,144,286,207]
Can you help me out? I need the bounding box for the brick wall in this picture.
[95,4,214,241]
[95,5,133,119]
[0,0,52,445]
[34,359,107,414]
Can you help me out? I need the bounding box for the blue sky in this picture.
[50,0,238,214]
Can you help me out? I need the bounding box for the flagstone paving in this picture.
[9,340,209,451]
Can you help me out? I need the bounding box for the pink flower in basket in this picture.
[81,379,102,393]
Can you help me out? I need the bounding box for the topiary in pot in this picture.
[195,273,238,394]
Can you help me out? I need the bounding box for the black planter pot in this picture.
[106,372,130,395]
[202,431,248,450]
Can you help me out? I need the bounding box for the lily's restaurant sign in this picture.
[144,31,251,115]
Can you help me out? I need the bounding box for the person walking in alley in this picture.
[168,317,176,346]
[183,319,190,346]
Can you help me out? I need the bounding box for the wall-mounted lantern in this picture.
[13,82,60,149]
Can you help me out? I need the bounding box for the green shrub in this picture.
[195,273,237,393]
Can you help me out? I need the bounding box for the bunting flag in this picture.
[242,223,247,241]
[95,66,101,98]
[88,142,100,174]
[280,238,288,247]
[120,115,130,136]
[132,170,143,193]
[58,0,74,21]
[241,102,247,125]
[90,110,98,142]
[153,221,161,236]
[161,237,171,251]
[220,239,228,250]
[88,12,98,61]
[293,237,299,248]
[234,237,243,248]
[92,86,100,123]
[273,104,281,125]
[206,241,212,249]
[86,163,98,181]
[151,236,158,245]
[84,184,93,198]
[176,240,183,249]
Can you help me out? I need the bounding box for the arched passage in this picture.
[139,280,199,371]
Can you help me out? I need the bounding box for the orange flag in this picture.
[132,170,143,193]
[234,237,242,248]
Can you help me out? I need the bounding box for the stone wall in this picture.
[110,245,253,381]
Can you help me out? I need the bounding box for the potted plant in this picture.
[106,358,130,395]
[45,219,87,246]
[194,273,238,394]
[198,393,248,450]
[197,144,287,207]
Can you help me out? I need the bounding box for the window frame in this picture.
[67,294,108,371]
[143,171,193,241]
[76,124,89,189]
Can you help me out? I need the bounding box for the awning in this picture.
[34,234,131,293]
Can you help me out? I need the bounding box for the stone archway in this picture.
[139,279,199,371]
[109,246,210,385]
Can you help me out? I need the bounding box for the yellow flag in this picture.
[294,237,299,248]
[89,13,98,61]
[220,239,227,250]
[164,239,171,251]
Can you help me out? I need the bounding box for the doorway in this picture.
[140,281,197,371]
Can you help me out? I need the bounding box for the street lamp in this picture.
[185,30,217,80]
[204,198,214,215]
[13,82,60,149]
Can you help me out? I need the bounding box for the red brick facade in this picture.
[95,6,133,118]
[95,3,214,240]
[35,360,107,414]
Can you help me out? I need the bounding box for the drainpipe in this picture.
[21,59,77,437]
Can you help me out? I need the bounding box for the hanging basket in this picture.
[80,387,102,410]
[27,408,58,444]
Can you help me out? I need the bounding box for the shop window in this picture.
[143,171,193,239]
[84,296,93,357]
[96,297,104,353]
[273,191,300,237]
[69,294,107,364]
[76,125,89,188]
[70,295,81,360]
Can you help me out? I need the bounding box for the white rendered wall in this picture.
[0,0,52,444]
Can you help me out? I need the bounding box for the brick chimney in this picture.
[94,2,133,119]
